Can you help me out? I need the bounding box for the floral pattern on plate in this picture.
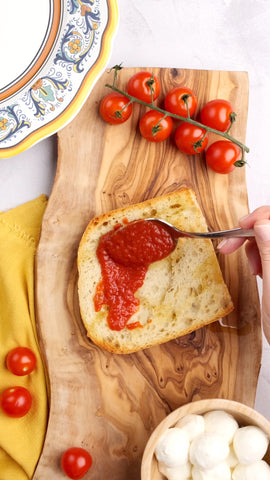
[0,0,118,158]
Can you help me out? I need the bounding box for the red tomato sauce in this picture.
[94,220,175,331]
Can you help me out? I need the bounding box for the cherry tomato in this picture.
[200,99,235,132]
[6,347,37,376]
[139,110,173,142]
[205,140,241,174]
[99,93,132,124]
[164,87,197,118]
[0,386,32,417]
[61,447,93,479]
[127,71,160,103]
[175,122,208,155]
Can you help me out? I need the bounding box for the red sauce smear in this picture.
[94,220,175,331]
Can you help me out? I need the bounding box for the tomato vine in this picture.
[105,65,249,167]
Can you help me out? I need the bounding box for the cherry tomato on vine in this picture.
[164,86,197,118]
[139,110,173,142]
[175,122,208,155]
[6,347,37,376]
[200,99,235,132]
[99,93,132,125]
[61,447,93,479]
[127,71,160,103]
[205,140,241,174]
[0,386,32,418]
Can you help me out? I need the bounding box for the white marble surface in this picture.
[0,0,269,418]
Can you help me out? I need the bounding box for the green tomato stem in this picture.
[146,75,156,104]
[226,111,237,134]
[110,64,123,87]
[105,83,249,155]
[118,98,133,116]
[182,94,191,119]
[151,113,168,136]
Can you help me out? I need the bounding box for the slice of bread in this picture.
[77,188,233,354]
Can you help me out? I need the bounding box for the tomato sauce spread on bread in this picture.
[94,220,175,330]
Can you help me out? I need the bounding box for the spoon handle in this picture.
[190,228,255,239]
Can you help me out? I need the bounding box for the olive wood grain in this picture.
[34,68,261,479]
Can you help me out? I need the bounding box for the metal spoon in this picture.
[145,218,255,240]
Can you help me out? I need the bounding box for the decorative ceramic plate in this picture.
[0,0,118,158]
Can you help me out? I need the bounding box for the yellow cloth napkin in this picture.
[0,195,48,480]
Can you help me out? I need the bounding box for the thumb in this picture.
[254,220,270,344]
[254,221,270,266]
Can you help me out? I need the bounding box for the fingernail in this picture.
[217,238,237,250]
[255,223,270,242]
[217,239,229,249]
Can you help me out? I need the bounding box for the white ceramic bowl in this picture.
[141,398,270,480]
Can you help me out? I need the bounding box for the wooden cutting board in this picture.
[34,68,262,479]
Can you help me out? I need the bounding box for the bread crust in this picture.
[77,188,234,354]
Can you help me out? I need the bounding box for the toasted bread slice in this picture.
[77,188,233,354]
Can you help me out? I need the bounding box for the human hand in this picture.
[218,206,270,343]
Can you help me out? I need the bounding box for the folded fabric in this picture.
[0,195,48,480]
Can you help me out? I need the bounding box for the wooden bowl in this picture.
[141,398,270,480]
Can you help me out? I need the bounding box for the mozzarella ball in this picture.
[158,460,191,480]
[189,432,229,469]
[192,461,231,480]
[232,460,270,480]
[233,426,269,464]
[204,410,239,443]
[155,428,190,468]
[175,414,205,442]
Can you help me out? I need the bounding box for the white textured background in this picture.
[0,0,269,418]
